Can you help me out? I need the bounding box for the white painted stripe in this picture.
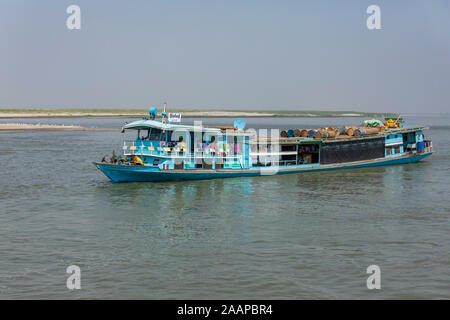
[385,142,403,147]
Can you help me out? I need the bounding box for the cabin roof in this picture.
[122,119,223,133]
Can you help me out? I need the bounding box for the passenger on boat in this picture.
[131,155,144,166]
[194,139,205,155]
[234,143,240,154]
[209,138,217,156]
[178,137,186,154]
[298,154,305,164]
[218,141,227,156]
[196,139,203,151]
[110,150,117,164]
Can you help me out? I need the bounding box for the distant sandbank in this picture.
[0,108,393,119]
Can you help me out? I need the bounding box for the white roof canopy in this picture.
[121,119,222,133]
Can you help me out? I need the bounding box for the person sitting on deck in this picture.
[131,155,144,166]
[299,154,305,164]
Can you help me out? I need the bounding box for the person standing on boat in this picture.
[109,150,117,164]
[209,137,217,156]
[177,136,186,155]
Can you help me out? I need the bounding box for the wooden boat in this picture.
[95,115,433,183]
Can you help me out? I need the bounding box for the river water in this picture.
[0,115,449,299]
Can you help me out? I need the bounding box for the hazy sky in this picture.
[1,0,449,113]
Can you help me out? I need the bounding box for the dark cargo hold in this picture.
[320,138,385,164]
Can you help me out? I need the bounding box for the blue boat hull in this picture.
[95,152,432,183]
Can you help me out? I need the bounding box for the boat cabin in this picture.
[121,119,253,170]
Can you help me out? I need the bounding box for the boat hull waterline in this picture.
[95,152,432,183]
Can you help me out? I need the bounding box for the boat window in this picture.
[167,131,184,143]
[294,144,319,165]
[149,128,164,141]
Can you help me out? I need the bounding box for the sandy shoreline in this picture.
[0,123,117,131]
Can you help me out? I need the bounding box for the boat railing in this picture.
[123,140,303,166]
[122,140,245,167]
